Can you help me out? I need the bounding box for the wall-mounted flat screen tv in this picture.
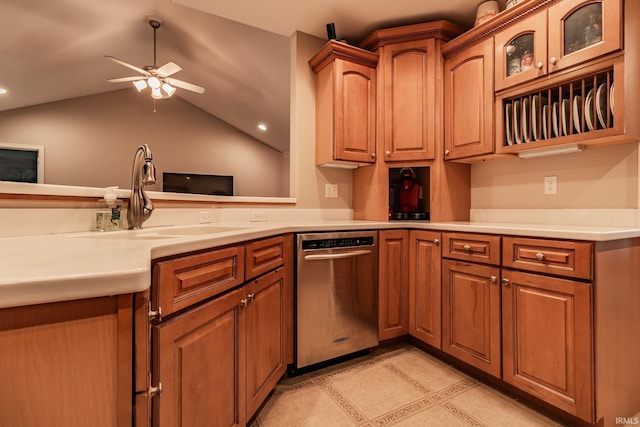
[163,172,233,196]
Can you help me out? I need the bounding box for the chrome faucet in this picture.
[127,144,156,229]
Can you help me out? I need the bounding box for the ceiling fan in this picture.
[105,17,205,99]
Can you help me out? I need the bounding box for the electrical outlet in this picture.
[250,211,267,222]
[199,210,214,223]
[325,183,338,198]
[544,176,557,195]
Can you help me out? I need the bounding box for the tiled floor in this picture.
[251,344,564,427]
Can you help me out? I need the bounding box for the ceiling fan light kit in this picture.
[106,18,204,101]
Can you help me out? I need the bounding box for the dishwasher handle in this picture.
[304,249,372,261]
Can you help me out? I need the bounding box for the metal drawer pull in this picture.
[501,278,510,287]
[433,239,440,245]
[550,57,557,65]
[535,62,543,69]
[535,252,545,261]
[490,275,497,283]
[240,298,249,307]
[463,245,471,252]
[247,293,255,301]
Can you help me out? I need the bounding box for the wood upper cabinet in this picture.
[444,38,494,159]
[495,0,622,91]
[408,230,442,348]
[442,259,502,378]
[378,229,409,340]
[547,0,621,73]
[379,38,437,161]
[502,269,593,422]
[309,41,378,167]
[494,9,548,91]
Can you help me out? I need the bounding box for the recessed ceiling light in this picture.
[0,88,7,95]
[257,123,268,132]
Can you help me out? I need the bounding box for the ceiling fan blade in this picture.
[104,55,149,76]
[166,78,205,94]
[107,76,144,83]
[156,62,182,78]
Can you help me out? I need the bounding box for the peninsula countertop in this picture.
[2,220,639,309]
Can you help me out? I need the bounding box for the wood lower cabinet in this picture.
[501,269,593,421]
[408,230,442,347]
[442,259,502,378]
[245,269,287,419]
[154,287,247,427]
[0,296,133,427]
[140,235,293,427]
[378,229,409,340]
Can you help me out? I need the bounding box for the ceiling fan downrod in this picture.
[149,18,161,68]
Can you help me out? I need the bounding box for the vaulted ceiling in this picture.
[0,0,501,154]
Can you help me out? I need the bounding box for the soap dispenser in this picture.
[96,186,123,231]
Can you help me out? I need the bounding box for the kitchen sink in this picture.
[75,225,252,240]
[153,225,252,236]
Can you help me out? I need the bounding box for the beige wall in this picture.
[289,31,353,210]
[471,143,639,210]
[0,89,288,197]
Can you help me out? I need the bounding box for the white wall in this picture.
[0,89,288,197]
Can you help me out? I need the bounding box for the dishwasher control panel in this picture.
[301,236,375,250]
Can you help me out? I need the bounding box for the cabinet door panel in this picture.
[382,39,436,161]
[154,287,246,427]
[379,230,409,339]
[245,269,287,419]
[442,260,501,377]
[494,10,548,91]
[502,270,593,421]
[444,39,494,159]
[335,60,377,163]
[548,0,621,71]
[409,230,442,348]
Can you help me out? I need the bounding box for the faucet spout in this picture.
[128,144,156,229]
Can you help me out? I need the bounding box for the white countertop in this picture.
[2,220,639,309]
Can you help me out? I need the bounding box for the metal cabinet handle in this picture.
[240,298,249,307]
[149,383,163,397]
[535,252,545,261]
[433,239,440,245]
[247,293,255,301]
[385,150,391,157]
[463,244,471,252]
[550,57,557,65]
[148,303,162,322]
[445,149,450,155]
[501,278,510,287]
[370,152,376,159]
[535,61,543,69]
[490,275,497,283]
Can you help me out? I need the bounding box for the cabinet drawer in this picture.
[245,235,286,281]
[153,246,245,316]
[503,237,592,280]
[442,232,501,265]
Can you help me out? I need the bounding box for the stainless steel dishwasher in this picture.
[294,230,378,371]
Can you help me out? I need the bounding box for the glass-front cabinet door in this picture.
[548,0,622,71]
[495,10,547,91]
